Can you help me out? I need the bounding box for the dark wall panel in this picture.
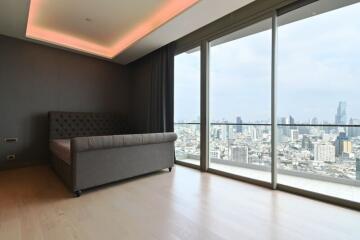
[0,35,129,169]
[128,58,151,133]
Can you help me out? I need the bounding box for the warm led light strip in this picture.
[26,0,199,58]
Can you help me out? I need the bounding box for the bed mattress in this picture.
[50,139,71,165]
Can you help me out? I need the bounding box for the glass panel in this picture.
[209,18,272,182]
[174,48,201,166]
[277,0,360,202]
[278,1,360,122]
[277,126,360,202]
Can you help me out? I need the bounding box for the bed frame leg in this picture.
[168,167,172,172]
[74,190,82,197]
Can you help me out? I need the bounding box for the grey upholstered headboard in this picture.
[49,111,129,140]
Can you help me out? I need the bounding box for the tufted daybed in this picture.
[48,111,177,197]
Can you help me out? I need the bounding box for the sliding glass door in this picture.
[209,19,272,182]
[174,0,360,207]
[174,47,201,166]
[277,0,360,202]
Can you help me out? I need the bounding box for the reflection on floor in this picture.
[178,159,360,203]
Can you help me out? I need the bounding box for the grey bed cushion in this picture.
[50,139,71,165]
[72,132,178,152]
[50,133,177,165]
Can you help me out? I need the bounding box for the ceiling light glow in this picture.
[26,0,199,58]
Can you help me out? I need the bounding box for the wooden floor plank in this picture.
[0,165,359,240]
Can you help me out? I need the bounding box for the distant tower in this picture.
[286,115,295,125]
[285,115,295,136]
[236,116,243,133]
[335,101,347,124]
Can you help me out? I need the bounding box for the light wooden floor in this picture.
[0,165,359,240]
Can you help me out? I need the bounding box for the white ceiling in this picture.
[0,0,254,65]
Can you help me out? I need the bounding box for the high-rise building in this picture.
[279,116,295,137]
[250,126,257,140]
[302,135,314,150]
[314,143,335,162]
[216,128,221,139]
[278,117,287,138]
[291,129,299,142]
[356,158,360,181]
[236,116,243,133]
[228,126,235,140]
[349,118,360,137]
[221,124,229,140]
[231,146,248,163]
[335,132,352,156]
[335,101,347,124]
[288,115,295,125]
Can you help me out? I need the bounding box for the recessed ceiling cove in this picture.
[26,0,199,58]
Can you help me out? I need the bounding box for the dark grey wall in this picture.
[0,35,129,170]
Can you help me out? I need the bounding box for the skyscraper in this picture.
[250,126,257,140]
[288,115,295,125]
[335,101,347,124]
[236,116,243,133]
[335,132,352,157]
[284,115,295,136]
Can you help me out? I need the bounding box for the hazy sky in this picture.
[174,2,360,124]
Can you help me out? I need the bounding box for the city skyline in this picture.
[175,120,360,181]
[176,101,360,126]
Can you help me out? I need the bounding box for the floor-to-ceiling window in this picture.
[208,18,272,182]
[174,0,360,208]
[277,0,360,202]
[174,47,201,166]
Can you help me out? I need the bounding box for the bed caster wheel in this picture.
[169,167,172,172]
[74,190,82,197]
